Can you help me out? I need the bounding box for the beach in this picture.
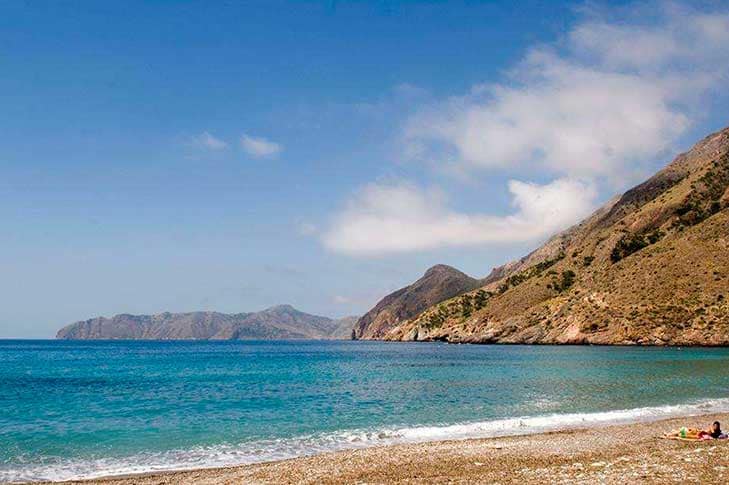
[7,341,729,483]
[49,412,729,485]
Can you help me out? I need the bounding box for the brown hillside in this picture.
[363,126,729,345]
[353,265,481,339]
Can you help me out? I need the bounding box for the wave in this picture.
[5,397,729,483]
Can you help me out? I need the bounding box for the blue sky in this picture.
[2,1,729,338]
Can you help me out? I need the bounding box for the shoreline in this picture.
[30,338,729,347]
[365,338,729,347]
[43,411,729,485]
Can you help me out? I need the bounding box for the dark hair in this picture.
[714,421,721,428]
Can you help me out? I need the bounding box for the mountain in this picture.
[56,305,359,340]
[358,125,729,346]
[328,315,360,339]
[353,264,482,339]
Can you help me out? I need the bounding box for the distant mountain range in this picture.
[355,125,729,346]
[56,305,358,340]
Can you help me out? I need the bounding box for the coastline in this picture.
[47,412,729,485]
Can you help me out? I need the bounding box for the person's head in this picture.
[712,421,721,433]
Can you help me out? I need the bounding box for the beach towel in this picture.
[666,435,713,442]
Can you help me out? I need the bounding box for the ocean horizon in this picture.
[3,340,729,483]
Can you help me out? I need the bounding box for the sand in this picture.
[47,413,729,485]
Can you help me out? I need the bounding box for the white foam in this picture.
[4,397,729,483]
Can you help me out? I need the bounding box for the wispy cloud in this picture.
[332,292,385,308]
[322,2,729,256]
[297,222,318,236]
[322,179,596,255]
[190,131,228,151]
[404,4,729,181]
[240,133,282,158]
[263,264,306,278]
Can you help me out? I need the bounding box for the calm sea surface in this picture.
[2,340,729,482]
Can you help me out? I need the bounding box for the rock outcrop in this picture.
[327,316,360,340]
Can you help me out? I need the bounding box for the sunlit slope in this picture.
[360,126,729,345]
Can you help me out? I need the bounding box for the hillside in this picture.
[353,264,482,339]
[56,305,358,340]
[358,126,729,346]
[328,315,360,339]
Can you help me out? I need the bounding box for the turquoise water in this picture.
[3,340,729,482]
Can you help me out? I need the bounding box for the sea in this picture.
[3,339,729,483]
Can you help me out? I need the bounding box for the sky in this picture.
[2,0,729,338]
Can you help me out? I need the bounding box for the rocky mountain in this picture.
[328,315,360,340]
[56,305,358,340]
[352,264,482,339]
[359,125,729,346]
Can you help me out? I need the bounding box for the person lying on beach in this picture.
[702,421,723,439]
[665,421,727,440]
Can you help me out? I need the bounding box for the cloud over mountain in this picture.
[322,2,729,256]
[323,178,596,255]
[404,5,729,180]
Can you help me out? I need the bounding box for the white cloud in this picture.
[321,2,729,256]
[240,133,282,158]
[569,9,729,72]
[190,131,228,151]
[404,5,729,181]
[322,179,596,255]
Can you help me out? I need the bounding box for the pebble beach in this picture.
[49,412,729,485]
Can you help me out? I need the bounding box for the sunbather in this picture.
[698,421,722,439]
[666,421,726,440]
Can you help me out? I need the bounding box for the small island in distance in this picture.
[56,304,358,341]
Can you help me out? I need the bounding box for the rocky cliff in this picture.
[359,126,729,346]
[56,305,358,340]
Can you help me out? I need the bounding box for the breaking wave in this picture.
[5,397,729,483]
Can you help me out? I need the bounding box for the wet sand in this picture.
[50,413,729,484]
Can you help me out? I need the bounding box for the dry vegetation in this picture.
[380,127,729,346]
